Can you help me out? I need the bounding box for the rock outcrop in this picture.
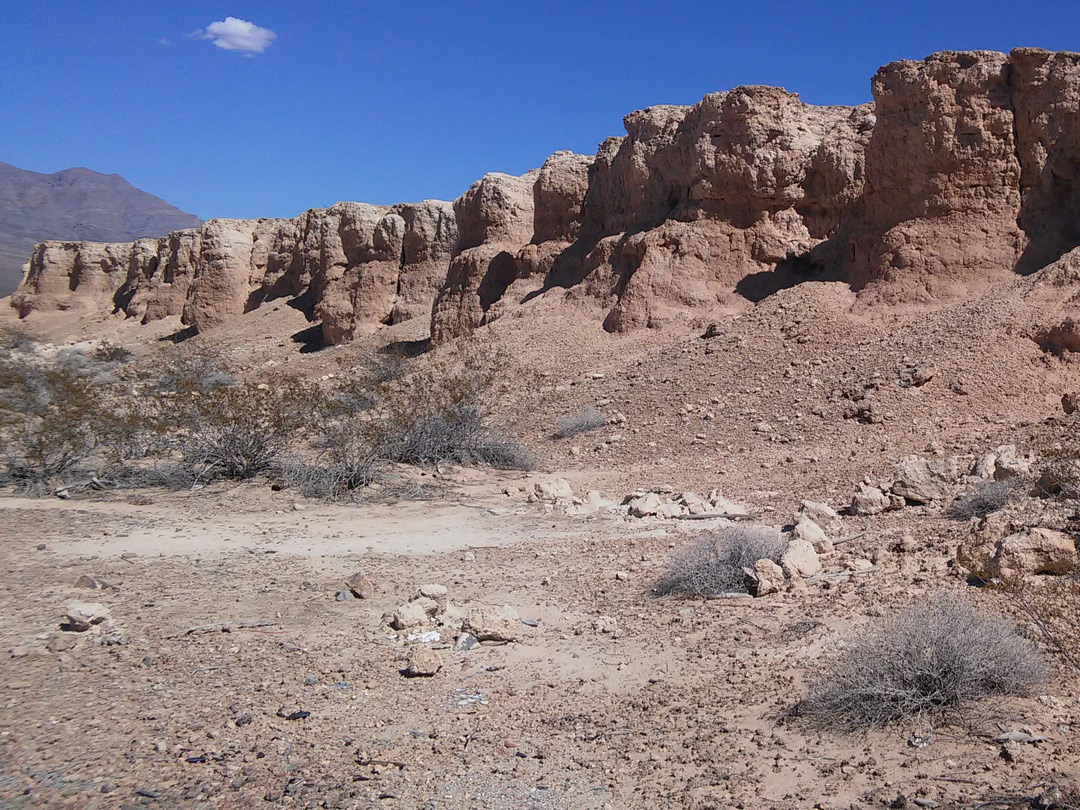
[13,48,1080,346]
[13,200,457,344]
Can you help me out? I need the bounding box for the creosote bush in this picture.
[0,333,534,499]
[656,525,786,597]
[801,596,1045,730]
[555,407,607,439]
[947,477,1025,520]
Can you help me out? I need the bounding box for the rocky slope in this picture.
[9,48,1080,345]
[0,162,200,298]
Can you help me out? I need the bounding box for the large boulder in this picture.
[891,456,963,504]
[957,527,1076,580]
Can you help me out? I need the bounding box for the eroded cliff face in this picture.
[13,48,1080,345]
[12,200,457,344]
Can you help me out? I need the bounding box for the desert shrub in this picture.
[358,403,533,471]
[947,477,1025,520]
[355,338,535,472]
[801,596,1045,730]
[173,379,318,482]
[151,344,236,394]
[555,407,607,438]
[93,341,135,364]
[656,525,787,597]
[0,351,111,491]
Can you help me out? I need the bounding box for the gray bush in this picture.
[555,407,607,439]
[947,478,1025,520]
[801,596,1045,730]
[656,526,787,597]
[383,404,535,471]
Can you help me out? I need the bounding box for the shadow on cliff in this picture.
[735,249,849,303]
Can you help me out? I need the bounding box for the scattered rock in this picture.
[753,559,785,596]
[454,633,479,651]
[61,601,109,632]
[390,602,430,631]
[792,516,833,554]
[1063,392,1079,415]
[403,646,442,677]
[532,479,573,503]
[799,500,842,533]
[75,575,108,590]
[614,571,629,581]
[851,483,890,516]
[957,527,1076,580]
[335,589,356,602]
[899,360,936,387]
[462,607,520,643]
[592,616,618,635]
[992,445,1032,480]
[343,573,376,599]
[412,584,449,610]
[627,492,664,518]
[780,538,821,578]
[891,456,962,503]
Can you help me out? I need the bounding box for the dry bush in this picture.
[172,379,319,482]
[947,477,1026,520]
[0,350,112,491]
[92,341,135,364]
[150,344,236,394]
[362,338,535,471]
[801,596,1045,730]
[656,526,786,597]
[555,407,607,439]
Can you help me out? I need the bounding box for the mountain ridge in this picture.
[0,161,201,296]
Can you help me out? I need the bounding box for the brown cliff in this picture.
[12,48,1080,346]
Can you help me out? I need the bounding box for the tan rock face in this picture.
[847,51,1024,302]
[12,201,457,344]
[16,48,1080,346]
[430,171,538,342]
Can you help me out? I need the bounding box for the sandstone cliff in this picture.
[12,48,1080,346]
[13,200,456,344]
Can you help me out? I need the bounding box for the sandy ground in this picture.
[2,474,1079,810]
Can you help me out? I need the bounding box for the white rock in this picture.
[850,483,890,516]
[780,538,821,578]
[533,479,573,503]
[753,559,785,596]
[793,516,834,554]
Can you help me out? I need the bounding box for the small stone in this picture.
[462,607,520,643]
[780,538,821,578]
[335,589,356,602]
[75,575,106,589]
[62,601,108,632]
[753,559,785,597]
[390,602,429,630]
[454,633,479,651]
[850,483,890,516]
[1063,392,1079,415]
[303,674,319,685]
[615,571,629,581]
[533,479,573,503]
[343,573,375,599]
[403,646,442,677]
[793,516,833,554]
[1000,740,1022,763]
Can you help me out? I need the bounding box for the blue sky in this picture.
[2,1,1077,221]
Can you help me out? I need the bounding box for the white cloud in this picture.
[158,37,170,46]
[195,17,276,55]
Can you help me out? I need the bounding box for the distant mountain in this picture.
[0,161,201,296]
